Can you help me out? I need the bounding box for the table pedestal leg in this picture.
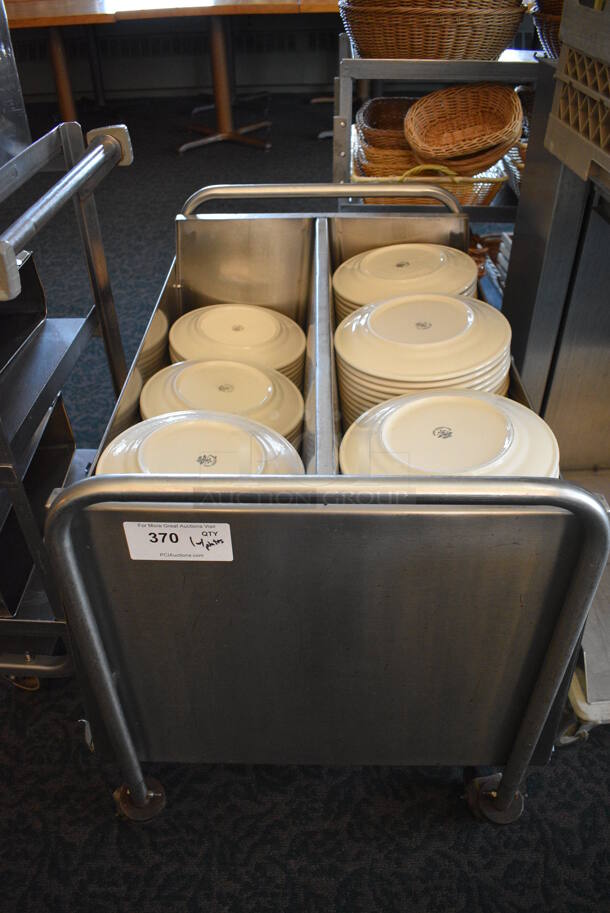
[49,27,77,122]
[178,16,271,154]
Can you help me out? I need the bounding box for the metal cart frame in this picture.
[46,184,610,824]
[0,120,132,676]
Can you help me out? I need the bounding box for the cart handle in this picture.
[181,182,463,216]
[0,124,132,301]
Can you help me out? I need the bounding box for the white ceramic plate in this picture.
[96,411,304,476]
[140,359,304,441]
[334,294,511,383]
[332,243,479,311]
[340,390,559,477]
[169,304,306,378]
[337,371,511,425]
[336,349,511,394]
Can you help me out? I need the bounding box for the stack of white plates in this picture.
[140,359,304,447]
[169,305,306,389]
[333,243,479,323]
[96,411,304,476]
[335,294,511,427]
[340,390,560,478]
[139,309,169,380]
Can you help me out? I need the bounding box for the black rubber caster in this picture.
[466,773,525,824]
[113,777,166,821]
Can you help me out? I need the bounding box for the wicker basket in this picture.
[412,136,520,176]
[345,0,523,7]
[356,139,418,175]
[534,12,562,58]
[404,84,523,160]
[352,157,509,207]
[339,4,525,60]
[355,98,416,148]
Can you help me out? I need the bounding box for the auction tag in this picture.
[123,521,233,562]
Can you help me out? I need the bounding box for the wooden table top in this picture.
[6,1,115,27]
[299,1,337,11]
[112,1,300,19]
[5,0,335,27]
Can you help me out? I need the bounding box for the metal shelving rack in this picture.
[0,120,133,679]
[509,0,610,736]
[332,35,540,222]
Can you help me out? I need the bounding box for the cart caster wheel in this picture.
[113,777,166,821]
[466,773,525,824]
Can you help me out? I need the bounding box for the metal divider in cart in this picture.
[47,184,610,825]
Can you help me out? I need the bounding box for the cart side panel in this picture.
[329,213,470,270]
[95,265,178,456]
[72,500,579,767]
[176,215,313,326]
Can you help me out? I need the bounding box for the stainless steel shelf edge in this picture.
[0,403,56,532]
[0,618,67,637]
[339,52,540,83]
[0,652,71,677]
[0,253,47,379]
[337,203,520,223]
[0,313,96,461]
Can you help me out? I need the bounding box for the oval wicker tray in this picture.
[404,84,523,161]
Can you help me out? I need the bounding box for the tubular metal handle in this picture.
[0,128,127,300]
[181,182,462,216]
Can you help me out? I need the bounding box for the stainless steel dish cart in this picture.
[46,184,610,824]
